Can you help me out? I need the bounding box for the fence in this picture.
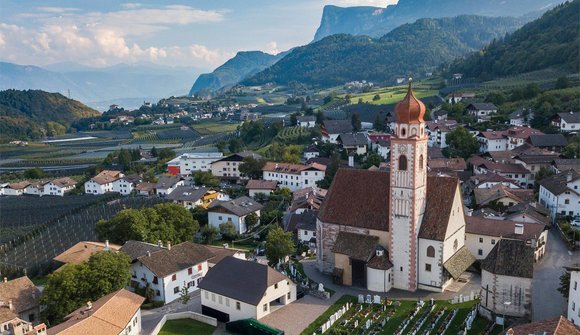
[150,311,217,335]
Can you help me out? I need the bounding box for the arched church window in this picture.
[398,155,407,171]
[419,155,424,170]
[401,128,406,137]
[427,246,435,257]
[453,239,458,252]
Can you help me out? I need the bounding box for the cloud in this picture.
[0,5,229,69]
[330,0,398,7]
[121,3,142,10]
[264,41,280,55]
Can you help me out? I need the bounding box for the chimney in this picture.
[157,240,162,247]
[348,155,354,167]
[105,240,109,248]
[3,277,7,283]
[147,251,151,257]
[514,223,524,235]
[167,242,171,251]
[8,300,13,311]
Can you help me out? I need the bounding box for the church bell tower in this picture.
[388,81,428,291]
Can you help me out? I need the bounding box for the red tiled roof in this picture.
[506,316,580,335]
[246,179,278,190]
[418,176,460,241]
[465,216,546,240]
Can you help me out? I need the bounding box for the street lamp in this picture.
[502,301,512,330]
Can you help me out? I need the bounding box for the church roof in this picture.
[332,232,379,262]
[395,83,426,124]
[319,168,460,240]
[418,176,461,241]
[443,246,475,279]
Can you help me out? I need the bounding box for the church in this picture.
[316,84,475,293]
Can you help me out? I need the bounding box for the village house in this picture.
[465,216,547,261]
[528,134,568,152]
[565,265,580,326]
[1,318,46,335]
[538,169,580,219]
[474,184,534,209]
[246,180,278,198]
[513,150,559,184]
[199,256,296,322]
[210,152,263,180]
[296,116,316,128]
[166,152,224,176]
[84,170,123,195]
[552,159,580,174]
[2,181,30,196]
[337,133,368,155]
[506,315,580,334]
[46,289,144,335]
[509,108,534,127]
[425,120,457,148]
[121,241,215,304]
[289,186,327,213]
[207,196,263,234]
[477,131,507,152]
[112,175,142,196]
[473,161,531,187]
[155,175,184,196]
[504,202,550,226]
[53,240,120,269]
[432,110,448,121]
[42,177,76,196]
[374,140,391,159]
[447,92,475,104]
[320,120,353,143]
[262,162,326,192]
[23,181,47,196]
[317,85,475,293]
[551,111,580,132]
[0,276,41,325]
[467,103,498,123]
[479,239,534,320]
[292,210,318,248]
[166,186,225,209]
[135,182,155,196]
[303,145,320,161]
[427,158,466,174]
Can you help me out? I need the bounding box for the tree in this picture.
[290,113,298,126]
[323,95,332,104]
[228,137,242,153]
[179,283,191,305]
[316,111,325,124]
[358,98,363,104]
[265,226,295,265]
[190,206,208,226]
[40,251,131,325]
[245,212,259,230]
[555,76,570,89]
[219,222,238,241]
[557,270,570,299]
[317,152,341,189]
[373,113,385,131]
[351,112,361,132]
[561,140,579,159]
[363,152,383,169]
[117,149,132,168]
[23,167,44,179]
[444,127,479,159]
[534,167,555,190]
[193,171,220,187]
[239,156,266,180]
[372,94,381,101]
[157,148,176,161]
[200,225,219,244]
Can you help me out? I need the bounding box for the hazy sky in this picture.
[0,1,397,71]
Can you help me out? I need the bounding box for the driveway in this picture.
[532,228,578,321]
[140,291,202,334]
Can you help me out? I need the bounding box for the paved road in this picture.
[140,291,202,334]
[532,228,578,321]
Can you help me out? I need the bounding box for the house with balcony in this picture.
[84,170,123,195]
[166,152,224,176]
[551,111,580,132]
[262,162,326,192]
[425,120,457,148]
[538,169,580,219]
[207,196,263,234]
[210,152,263,180]
[467,103,497,123]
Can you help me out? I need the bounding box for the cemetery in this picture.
[302,294,502,335]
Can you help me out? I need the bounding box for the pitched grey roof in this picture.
[481,239,534,278]
[156,175,182,189]
[208,196,263,217]
[137,241,215,277]
[338,133,367,146]
[557,111,580,123]
[332,232,379,262]
[166,186,209,202]
[443,246,475,279]
[120,240,165,262]
[198,256,289,305]
[468,102,497,111]
[293,210,318,232]
[297,116,316,122]
[539,169,580,195]
[528,134,568,147]
[323,120,352,134]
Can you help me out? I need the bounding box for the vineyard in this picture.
[0,196,168,278]
[275,126,312,144]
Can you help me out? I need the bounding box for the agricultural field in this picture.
[191,121,239,136]
[344,85,438,105]
[275,126,313,144]
[303,296,499,335]
[0,196,168,277]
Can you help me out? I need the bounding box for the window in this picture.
[174,286,179,294]
[263,304,268,312]
[219,296,223,304]
[453,239,458,252]
[479,237,483,243]
[236,302,241,310]
[426,246,435,257]
[153,276,158,284]
[478,249,483,256]
[425,264,431,272]
[198,264,203,271]
[28,313,35,322]
[398,155,407,171]
[205,291,209,299]
[212,293,216,302]
[156,290,160,296]
[274,283,278,289]
[574,281,578,290]
[565,199,570,204]
[419,155,424,170]
[287,292,291,300]
[226,298,230,307]
[188,268,193,275]
[172,274,177,281]
[491,239,496,245]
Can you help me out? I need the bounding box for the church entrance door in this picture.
[351,259,366,288]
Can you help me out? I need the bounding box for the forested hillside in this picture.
[0,89,99,141]
[243,15,527,88]
[447,0,579,79]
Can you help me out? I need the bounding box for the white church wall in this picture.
[442,186,467,263]
[367,267,394,292]
[417,239,444,291]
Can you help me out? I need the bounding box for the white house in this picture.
[465,216,547,261]
[155,175,184,196]
[211,152,263,180]
[473,161,532,188]
[551,111,580,132]
[509,108,534,127]
[167,186,226,209]
[43,177,76,196]
[447,92,475,104]
[246,180,278,198]
[320,120,352,143]
[207,196,263,234]
[539,169,580,219]
[479,239,534,320]
[477,131,508,152]
[3,181,30,196]
[262,162,326,192]
[84,170,123,195]
[467,103,498,123]
[199,256,296,322]
[112,175,141,196]
[565,265,580,326]
[166,152,224,176]
[337,133,368,155]
[425,120,458,148]
[24,181,46,196]
[121,241,215,304]
[46,289,144,335]
[296,116,316,128]
[303,145,320,161]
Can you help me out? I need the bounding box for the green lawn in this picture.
[344,86,438,105]
[191,121,238,136]
[159,319,215,335]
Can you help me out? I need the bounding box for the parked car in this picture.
[572,217,580,227]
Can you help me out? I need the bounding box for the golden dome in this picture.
[395,82,426,124]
